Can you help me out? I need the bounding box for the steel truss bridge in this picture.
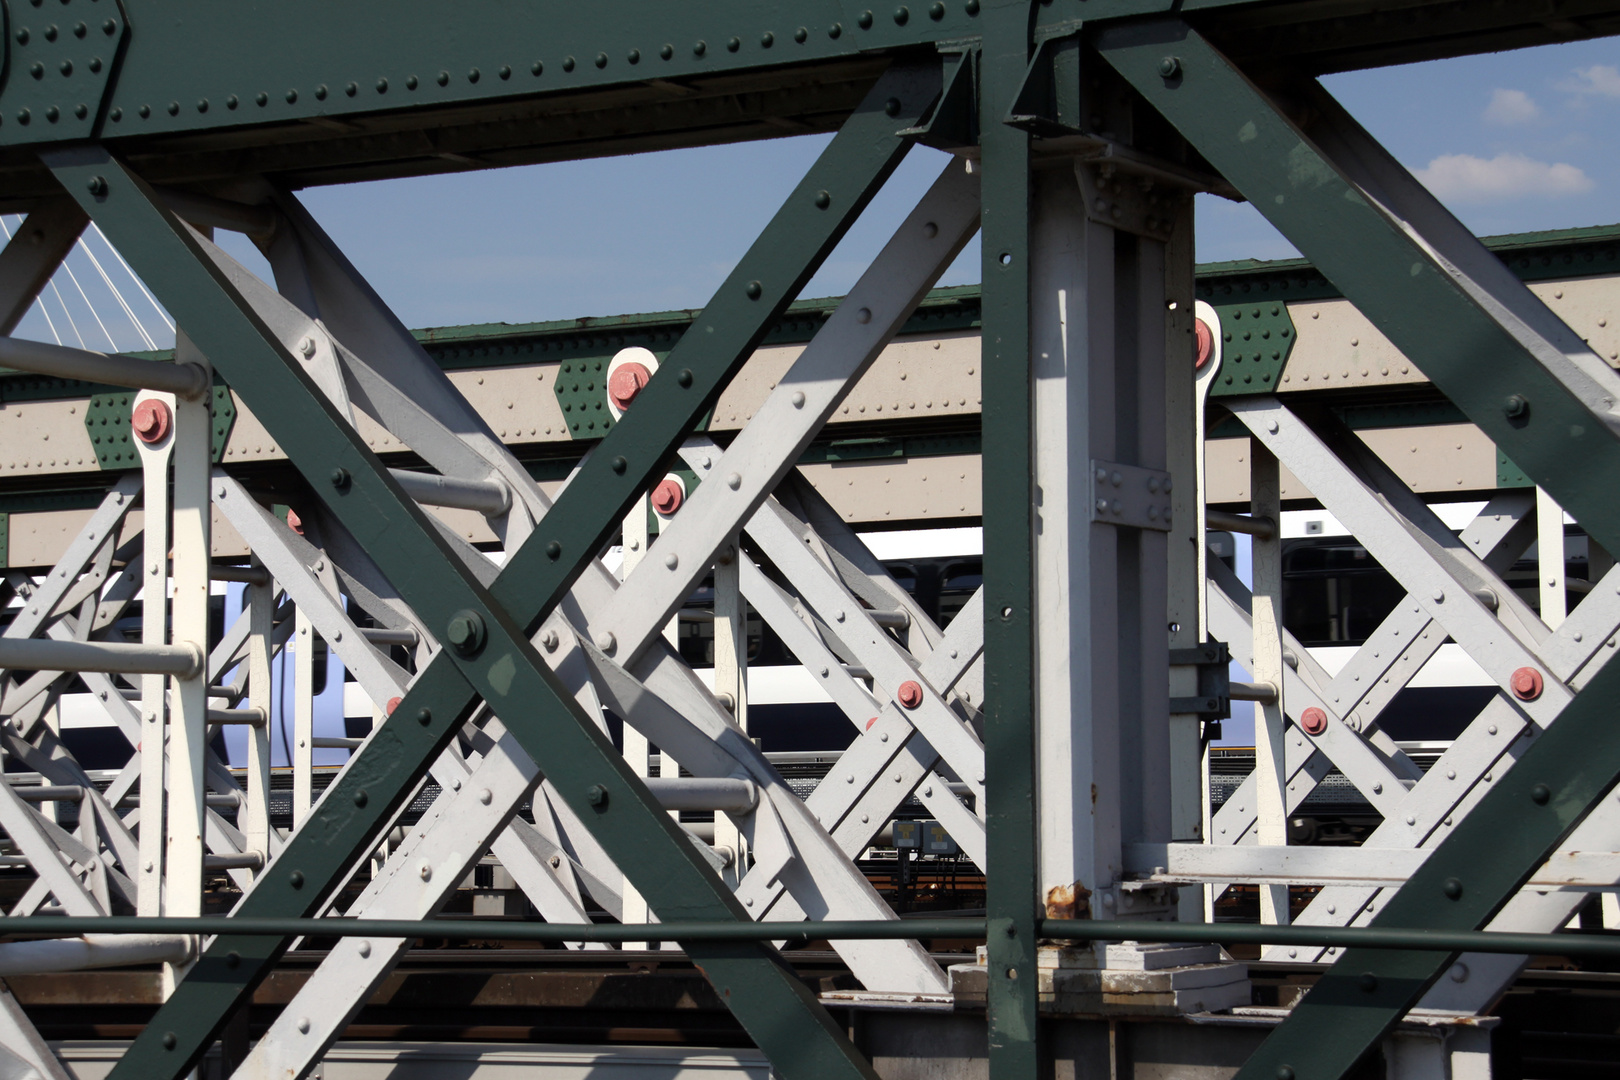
[0,2,1614,1078]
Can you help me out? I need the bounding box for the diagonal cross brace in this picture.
[50,63,937,1080]
[1096,20,1620,1078]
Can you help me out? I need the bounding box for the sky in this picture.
[11,35,1620,350]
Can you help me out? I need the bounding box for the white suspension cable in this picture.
[0,215,62,346]
[58,255,119,352]
[45,278,85,349]
[91,222,173,333]
[77,237,157,351]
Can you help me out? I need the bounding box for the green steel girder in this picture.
[49,62,937,1080]
[1095,18,1620,1079]
[979,3,1040,1078]
[0,1,1609,196]
[1097,17,1620,561]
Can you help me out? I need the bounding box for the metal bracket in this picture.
[1169,641,1231,721]
[1089,459,1174,531]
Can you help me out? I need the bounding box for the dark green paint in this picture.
[10,914,1620,958]
[979,3,1041,1078]
[1210,298,1295,396]
[1,0,976,146]
[0,0,127,143]
[54,64,934,1080]
[1098,18,1620,557]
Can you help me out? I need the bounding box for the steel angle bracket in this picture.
[1004,30,1085,137]
[900,47,979,151]
[49,62,936,1080]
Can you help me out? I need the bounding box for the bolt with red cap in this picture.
[606,346,660,418]
[897,680,924,709]
[1300,707,1328,736]
[1510,666,1543,701]
[131,399,172,444]
[651,478,684,516]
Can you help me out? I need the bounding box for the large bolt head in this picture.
[651,478,684,515]
[608,362,651,409]
[1194,317,1214,369]
[897,680,924,709]
[131,399,171,444]
[1300,707,1328,736]
[445,610,486,656]
[1510,666,1543,701]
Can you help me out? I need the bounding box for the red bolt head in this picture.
[1194,317,1214,370]
[865,717,879,731]
[386,696,402,716]
[286,508,305,536]
[897,680,924,709]
[1511,666,1543,701]
[651,478,684,515]
[1300,707,1328,736]
[608,362,651,410]
[131,398,171,444]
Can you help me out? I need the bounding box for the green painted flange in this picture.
[1209,300,1296,396]
[0,0,130,146]
[553,356,615,438]
[85,384,237,469]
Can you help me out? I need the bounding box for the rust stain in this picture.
[1090,783,1098,806]
[1045,881,1092,920]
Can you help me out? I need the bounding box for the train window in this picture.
[938,560,982,628]
[1281,539,1408,647]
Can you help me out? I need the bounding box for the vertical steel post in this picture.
[243,557,273,865]
[1249,440,1289,928]
[292,610,314,826]
[135,393,173,920]
[713,534,749,887]
[1536,488,1566,629]
[620,499,653,947]
[165,334,212,993]
[980,3,1041,1076]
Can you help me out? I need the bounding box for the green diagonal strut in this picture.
[1097,18,1620,1080]
[50,62,937,1080]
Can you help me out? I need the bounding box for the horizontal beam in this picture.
[0,337,209,399]
[0,638,203,678]
[1126,843,1620,890]
[2,916,1619,960]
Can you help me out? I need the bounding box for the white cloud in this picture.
[1483,88,1539,124]
[1558,64,1620,97]
[1415,152,1594,203]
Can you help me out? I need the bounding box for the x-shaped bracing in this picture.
[43,63,948,1080]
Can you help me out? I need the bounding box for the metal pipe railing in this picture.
[388,469,511,517]
[0,916,1617,959]
[0,338,210,399]
[0,638,204,678]
[1205,509,1277,541]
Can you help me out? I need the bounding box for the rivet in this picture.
[546,540,562,560]
[893,5,909,24]
[468,67,481,82]
[296,1017,311,1034]
[417,708,432,726]
[791,391,806,408]
[815,190,831,209]
[746,280,763,300]
[419,862,432,881]
[586,784,609,807]
[665,553,679,570]
[289,870,304,888]
[353,789,368,808]
[884,97,902,117]
[1531,783,1551,805]
[541,629,560,652]
[358,940,372,958]
[375,77,388,93]
[726,472,741,490]
[1443,877,1463,900]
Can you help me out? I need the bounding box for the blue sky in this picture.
[11,35,1620,348]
